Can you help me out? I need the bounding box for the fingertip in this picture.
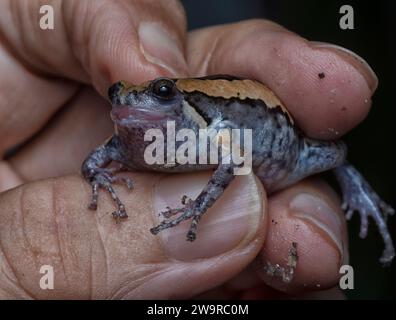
[254,179,348,294]
[189,19,375,139]
[311,41,378,93]
[86,1,189,95]
[240,29,373,139]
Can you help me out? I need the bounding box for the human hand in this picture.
[0,0,377,299]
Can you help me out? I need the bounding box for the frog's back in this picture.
[174,75,302,191]
[175,75,294,123]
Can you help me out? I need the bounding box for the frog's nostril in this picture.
[108,82,123,103]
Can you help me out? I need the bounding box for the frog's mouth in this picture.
[111,105,170,123]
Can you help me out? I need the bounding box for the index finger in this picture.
[187,19,377,139]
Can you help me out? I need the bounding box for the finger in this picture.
[197,271,346,299]
[9,86,113,181]
[0,171,266,299]
[187,19,377,139]
[298,287,346,300]
[0,161,23,192]
[196,266,346,299]
[253,178,348,294]
[238,285,346,299]
[0,0,188,154]
[196,266,283,299]
[0,42,79,154]
[1,0,188,90]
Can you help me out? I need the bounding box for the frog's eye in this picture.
[152,78,176,100]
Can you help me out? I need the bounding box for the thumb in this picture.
[61,0,189,88]
[0,0,188,153]
[0,171,266,299]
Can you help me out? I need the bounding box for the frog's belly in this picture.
[252,161,290,194]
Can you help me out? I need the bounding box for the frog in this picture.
[81,75,395,265]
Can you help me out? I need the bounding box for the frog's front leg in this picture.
[150,164,236,241]
[81,137,133,220]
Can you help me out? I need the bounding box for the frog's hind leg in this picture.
[271,137,394,264]
[333,162,395,265]
[150,164,235,241]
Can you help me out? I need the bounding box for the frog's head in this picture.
[108,78,186,127]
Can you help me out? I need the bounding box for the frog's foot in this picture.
[335,164,395,265]
[150,197,198,240]
[342,190,395,265]
[87,169,133,221]
[103,165,134,190]
[151,164,236,241]
[160,195,193,219]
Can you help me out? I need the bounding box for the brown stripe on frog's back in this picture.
[175,78,293,124]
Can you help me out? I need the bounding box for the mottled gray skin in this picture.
[82,76,394,265]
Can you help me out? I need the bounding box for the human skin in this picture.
[0,0,377,299]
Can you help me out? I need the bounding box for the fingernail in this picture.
[138,22,188,76]
[290,193,344,264]
[153,172,263,261]
[312,41,378,93]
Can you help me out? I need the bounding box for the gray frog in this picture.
[82,75,394,265]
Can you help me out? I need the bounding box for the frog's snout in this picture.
[108,82,124,104]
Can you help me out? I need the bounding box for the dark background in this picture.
[182,0,396,299]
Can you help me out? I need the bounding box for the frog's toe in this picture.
[86,172,130,222]
[112,206,128,221]
[358,209,369,239]
[125,178,134,190]
[379,200,395,219]
[111,176,134,190]
[88,201,98,211]
[334,163,395,265]
[160,196,194,219]
[88,182,100,211]
[186,228,197,242]
[161,206,183,219]
[344,207,354,220]
[186,215,201,242]
[381,247,395,266]
[343,189,395,265]
[151,202,195,235]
